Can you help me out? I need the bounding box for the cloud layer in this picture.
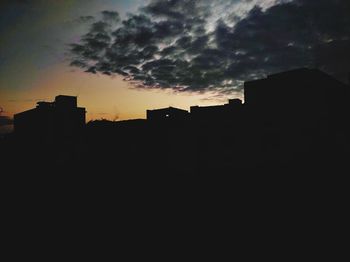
[69,0,350,93]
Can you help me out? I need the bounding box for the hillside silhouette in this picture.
[1,68,350,177]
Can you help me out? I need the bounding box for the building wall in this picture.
[14,96,86,141]
[190,99,243,123]
[243,69,350,162]
[147,107,188,122]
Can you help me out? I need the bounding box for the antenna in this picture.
[113,105,119,122]
[75,87,81,99]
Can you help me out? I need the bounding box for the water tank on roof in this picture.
[228,99,242,106]
[55,95,77,108]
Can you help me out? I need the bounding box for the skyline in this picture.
[7,67,350,176]
[1,0,350,134]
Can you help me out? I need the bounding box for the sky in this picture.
[1,0,350,133]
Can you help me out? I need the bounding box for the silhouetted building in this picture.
[190,99,242,123]
[244,68,350,166]
[244,68,349,124]
[147,107,189,123]
[14,95,86,141]
[6,68,350,175]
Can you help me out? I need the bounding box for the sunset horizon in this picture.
[2,0,350,243]
[1,0,350,135]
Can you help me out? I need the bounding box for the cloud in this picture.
[226,0,350,81]
[76,15,95,24]
[7,98,45,103]
[69,0,350,94]
[101,11,120,23]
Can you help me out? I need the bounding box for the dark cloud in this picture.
[224,0,350,81]
[76,15,95,24]
[101,10,120,23]
[69,0,350,93]
[142,0,204,21]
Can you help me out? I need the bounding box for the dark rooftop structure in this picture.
[14,95,86,141]
[244,68,350,124]
[147,106,189,123]
[243,68,350,166]
[190,99,243,123]
[244,68,349,109]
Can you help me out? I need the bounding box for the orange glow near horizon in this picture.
[0,63,239,124]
